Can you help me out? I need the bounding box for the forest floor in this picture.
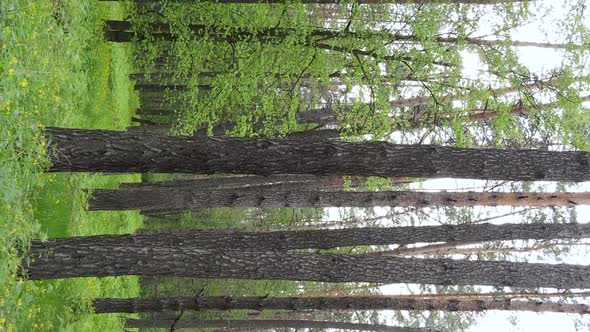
[0,1,142,330]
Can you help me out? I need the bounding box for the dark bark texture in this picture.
[25,247,590,289]
[31,222,590,251]
[123,318,430,331]
[46,128,590,182]
[88,186,590,211]
[286,128,341,140]
[96,295,590,314]
[105,0,529,4]
[119,174,335,189]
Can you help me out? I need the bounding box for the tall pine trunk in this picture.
[24,247,590,289]
[31,222,590,250]
[106,20,569,49]
[123,318,426,332]
[88,186,590,211]
[118,174,346,190]
[95,295,590,314]
[45,128,590,181]
[104,0,529,4]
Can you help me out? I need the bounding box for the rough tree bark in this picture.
[95,295,590,314]
[119,174,341,189]
[30,222,590,250]
[24,247,590,289]
[123,318,429,332]
[88,186,590,211]
[103,0,530,4]
[46,127,590,182]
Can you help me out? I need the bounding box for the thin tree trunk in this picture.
[300,287,590,299]
[298,92,575,129]
[94,295,590,314]
[45,127,590,182]
[378,241,564,256]
[130,117,158,126]
[121,175,410,190]
[134,83,189,92]
[312,42,451,67]
[126,124,171,135]
[385,241,485,256]
[30,222,590,251]
[103,20,449,66]
[463,96,590,122]
[297,78,563,126]
[123,318,428,331]
[89,186,590,211]
[108,20,570,50]
[129,71,220,82]
[25,247,590,289]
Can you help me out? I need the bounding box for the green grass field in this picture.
[1,1,142,330]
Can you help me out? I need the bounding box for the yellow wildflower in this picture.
[19,79,28,88]
[8,68,14,76]
[9,56,17,65]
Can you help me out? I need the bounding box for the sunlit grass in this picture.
[0,0,141,330]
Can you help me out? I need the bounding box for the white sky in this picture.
[324,1,590,330]
[474,6,590,331]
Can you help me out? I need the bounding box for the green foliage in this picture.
[124,1,590,153]
[0,0,141,330]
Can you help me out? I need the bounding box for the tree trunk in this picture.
[297,107,340,126]
[88,186,590,211]
[379,241,565,256]
[130,72,220,82]
[24,247,590,289]
[95,295,590,314]
[286,128,341,140]
[297,78,563,127]
[134,83,188,92]
[45,127,590,182]
[119,174,330,189]
[30,222,590,251]
[123,318,428,332]
[135,108,175,116]
[104,0,530,4]
[300,287,590,300]
[106,20,568,50]
[297,96,566,129]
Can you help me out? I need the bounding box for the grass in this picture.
[0,0,142,331]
